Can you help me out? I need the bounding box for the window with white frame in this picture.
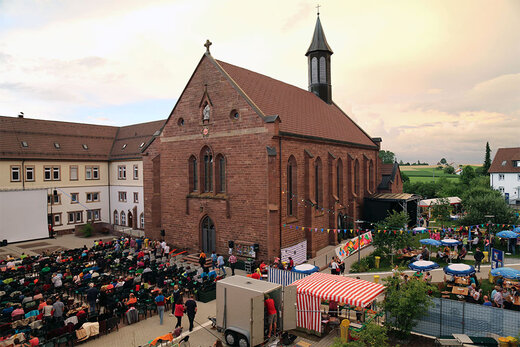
[70,166,78,181]
[10,166,21,182]
[120,211,126,225]
[87,209,100,221]
[53,213,62,226]
[118,165,126,180]
[114,210,119,225]
[71,193,79,203]
[48,194,61,205]
[133,165,139,180]
[85,166,99,180]
[518,174,520,181]
[68,211,82,224]
[25,166,35,181]
[86,192,99,202]
[118,192,127,202]
[44,166,60,181]
[499,186,505,193]
[499,174,505,180]
[140,213,144,228]
[133,192,139,203]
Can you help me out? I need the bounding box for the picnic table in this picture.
[455,277,469,285]
[452,286,469,295]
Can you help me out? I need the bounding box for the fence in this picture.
[267,267,308,287]
[409,298,520,337]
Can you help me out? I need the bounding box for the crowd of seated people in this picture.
[0,236,216,346]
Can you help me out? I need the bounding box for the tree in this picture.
[383,275,435,337]
[483,142,492,175]
[401,172,410,183]
[443,165,455,174]
[432,197,451,228]
[440,158,447,165]
[460,185,516,225]
[460,165,476,186]
[379,150,395,164]
[373,211,411,264]
[332,322,389,347]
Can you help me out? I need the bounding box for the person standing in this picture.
[155,290,166,325]
[174,297,184,328]
[474,247,484,273]
[184,294,197,332]
[330,258,339,275]
[228,253,237,276]
[217,254,226,276]
[52,297,65,323]
[211,251,217,270]
[86,283,99,314]
[264,294,277,338]
[198,251,207,273]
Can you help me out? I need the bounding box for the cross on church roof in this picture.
[204,39,212,54]
[316,4,321,15]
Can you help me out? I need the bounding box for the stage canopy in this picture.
[290,273,385,332]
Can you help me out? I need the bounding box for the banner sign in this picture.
[491,248,504,270]
[335,231,373,261]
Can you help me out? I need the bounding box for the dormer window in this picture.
[21,141,28,148]
[502,160,507,166]
[82,144,88,150]
[122,144,127,150]
[54,143,60,149]
[514,161,520,168]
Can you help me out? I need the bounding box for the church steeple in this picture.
[306,14,333,104]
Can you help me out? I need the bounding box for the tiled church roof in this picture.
[215,59,377,148]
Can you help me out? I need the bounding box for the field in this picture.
[400,165,459,183]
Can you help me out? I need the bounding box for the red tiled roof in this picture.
[381,163,395,176]
[0,116,164,161]
[110,120,165,160]
[489,147,520,173]
[215,60,376,148]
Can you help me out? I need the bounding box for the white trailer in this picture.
[216,276,296,347]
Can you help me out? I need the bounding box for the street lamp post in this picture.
[355,220,364,263]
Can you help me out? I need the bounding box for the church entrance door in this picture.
[201,216,216,253]
[128,212,133,229]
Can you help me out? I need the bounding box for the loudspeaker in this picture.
[2,240,7,247]
[160,229,165,237]
[253,243,259,253]
[228,240,234,249]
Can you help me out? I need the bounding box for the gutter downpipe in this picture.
[279,137,282,258]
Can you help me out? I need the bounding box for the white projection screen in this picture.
[0,189,49,243]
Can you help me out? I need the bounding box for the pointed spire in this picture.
[305,15,333,56]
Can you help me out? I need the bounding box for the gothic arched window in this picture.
[188,155,198,192]
[287,156,297,216]
[311,57,318,84]
[216,154,226,193]
[354,159,360,195]
[319,57,326,83]
[201,147,213,193]
[315,157,323,210]
[337,158,343,202]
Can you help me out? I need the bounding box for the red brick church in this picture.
[143,16,401,261]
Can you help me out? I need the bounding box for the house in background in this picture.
[377,162,403,194]
[489,147,520,206]
[0,115,163,236]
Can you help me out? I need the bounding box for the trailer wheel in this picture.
[225,331,237,346]
[237,334,249,347]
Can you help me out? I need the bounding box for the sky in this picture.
[1,0,519,164]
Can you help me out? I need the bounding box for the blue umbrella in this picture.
[444,263,475,276]
[491,267,520,280]
[420,239,442,247]
[441,238,461,246]
[292,264,319,274]
[497,230,519,239]
[409,260,439,272]
[514,227,520,233]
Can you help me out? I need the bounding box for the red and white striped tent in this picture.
[290,273,385,333]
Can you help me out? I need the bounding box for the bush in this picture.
[332,322,389,347]
[81,223,94,238]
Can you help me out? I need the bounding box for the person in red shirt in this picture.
[251,271,261,280]
[259,261,267,274]
[264,295,277,338]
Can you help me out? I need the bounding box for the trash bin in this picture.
[483,251,489,262]
[508,336,518,347]
[374,275,380,283]
[498,337,509,347]
[374,256,381,268]
[340,318,350,342]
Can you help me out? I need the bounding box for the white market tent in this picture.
[419,197,462,207]
[290,273,385,333]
